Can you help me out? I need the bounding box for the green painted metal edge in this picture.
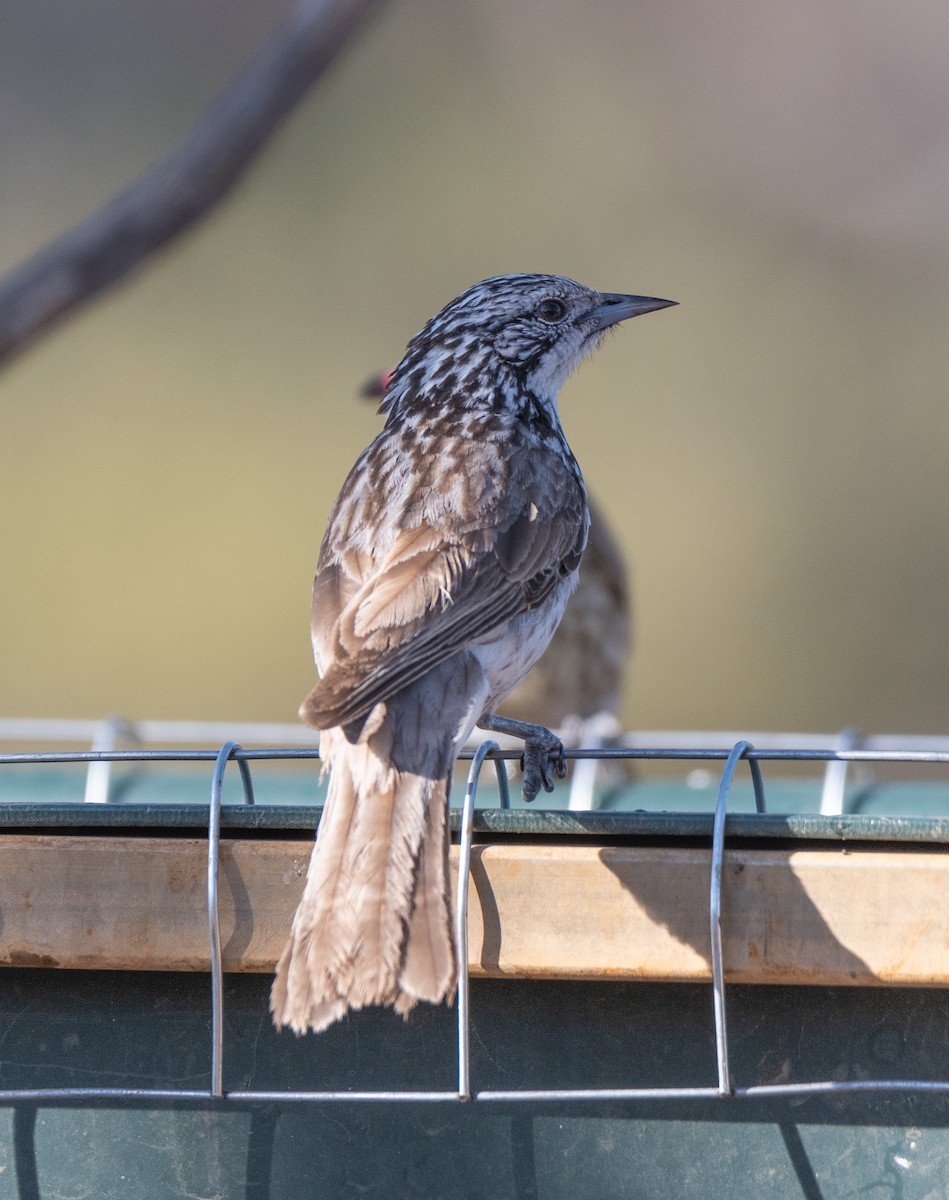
[1,799,949,844]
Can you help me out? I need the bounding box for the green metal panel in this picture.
[1,970,949,1198]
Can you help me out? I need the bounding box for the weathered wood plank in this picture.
[0,836,945,985]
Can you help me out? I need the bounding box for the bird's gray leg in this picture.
[478,713,567,803]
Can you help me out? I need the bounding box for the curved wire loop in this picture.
[709,740,767,1094]
[455,741,509,1098]
[207,741,255,1098]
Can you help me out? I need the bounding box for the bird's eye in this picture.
[536,298,567,323]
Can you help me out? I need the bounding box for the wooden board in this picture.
[0,834,946,985]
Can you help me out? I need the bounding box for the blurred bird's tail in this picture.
[270,721,457,1034]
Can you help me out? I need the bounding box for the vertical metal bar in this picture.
[83,715,141,803]
[456,740,498,1100]
[208,741,246,1098]
[567,756,598,811]
[710,740,759,1095]
[820,726,861,815]
[566,716,617,811]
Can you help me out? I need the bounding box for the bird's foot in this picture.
[477,713,567,803]
[521,729,567,802]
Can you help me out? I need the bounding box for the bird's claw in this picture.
[476,713,568,804]
[520,731,567,803]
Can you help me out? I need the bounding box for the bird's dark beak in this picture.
[589,293,677,331]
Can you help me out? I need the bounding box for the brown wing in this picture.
[301,462,587,731]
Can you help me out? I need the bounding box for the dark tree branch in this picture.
[0,0,386,367]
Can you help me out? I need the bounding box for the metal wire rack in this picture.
[2,731,949,1105]
[6,715,949,811]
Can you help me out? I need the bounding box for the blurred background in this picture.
[3,0,949,737]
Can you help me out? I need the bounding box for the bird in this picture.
[270,274,675,1034]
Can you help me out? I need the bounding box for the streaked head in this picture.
[383,273,675,416]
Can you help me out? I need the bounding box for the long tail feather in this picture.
[396,776,456,1012]
[270,723,456,1033]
